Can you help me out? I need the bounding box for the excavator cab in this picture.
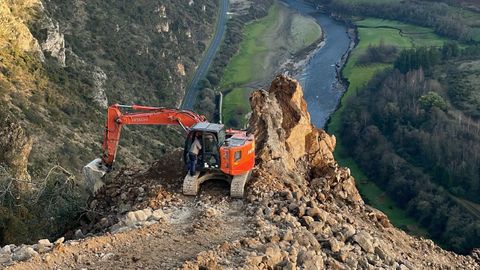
[183,122,224,172]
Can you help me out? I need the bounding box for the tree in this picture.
[418,91,447,111]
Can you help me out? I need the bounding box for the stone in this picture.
[12,246,38,261]
[75,229,85,239]
[54,237,65,245]
[302,216,314,226]
[309,221,324,234]
[1,245,12,254]
[341,224,356,240]
[36,241,52,253]
[298,250,324,269]
[282,230,294,242]
[145,220,157,226]
[246,255,263,266]
[204,207,219,218]
[352,231,374,253]
[282,261,295,270]
[264,244,283,267]
[0,253,12,264]
[329,238,342,253]
[375,245,392,262]
[287,203,299,214]
[338,247,349,262]
[38,239,52,247]
[100,217,109,227]
[134,209,149,222]
[148,209,166,221]
[119,203,132,213]
[124,211,138,226]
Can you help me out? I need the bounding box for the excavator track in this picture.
[230,172,251,198]
[182,172,201,196]
[182,171,251,198]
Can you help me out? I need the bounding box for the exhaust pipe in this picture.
[83,158,109,194]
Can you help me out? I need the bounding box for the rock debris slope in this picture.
[6,75,480,269]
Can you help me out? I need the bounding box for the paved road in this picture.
[181,0,228,109]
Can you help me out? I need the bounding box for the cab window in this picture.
[234,151,241,162]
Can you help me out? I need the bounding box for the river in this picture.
[282,0,351,128]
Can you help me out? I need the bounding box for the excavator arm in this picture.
[102,104,206,166]
[83,104,206,193]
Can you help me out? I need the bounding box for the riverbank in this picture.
[221,2,324,127]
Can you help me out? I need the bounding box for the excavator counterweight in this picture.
[84,104,255,197]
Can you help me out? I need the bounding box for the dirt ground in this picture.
[8,183,253,270]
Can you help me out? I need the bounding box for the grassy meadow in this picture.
[221,3,322,127]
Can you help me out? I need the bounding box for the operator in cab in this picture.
[188,132,202,176]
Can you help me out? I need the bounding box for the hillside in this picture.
[0,0,217,246]
[0,0,218,179]
[2,76,479,269]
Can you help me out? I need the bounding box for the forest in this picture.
[340,44,480,253]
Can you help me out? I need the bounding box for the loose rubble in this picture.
[5,75,479,269]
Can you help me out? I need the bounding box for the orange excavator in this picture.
[83,104,255,198]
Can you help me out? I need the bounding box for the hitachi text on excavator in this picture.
[83,104,255,198]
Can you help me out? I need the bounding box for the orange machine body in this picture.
[219,129,255,176]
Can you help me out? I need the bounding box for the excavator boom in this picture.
[102,104,206,165]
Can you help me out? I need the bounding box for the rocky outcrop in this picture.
[248,75,361,204]
[39,20,66,67]
[0,115,32,183]
[90,66,108,109]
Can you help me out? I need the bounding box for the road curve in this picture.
[181,0,228,109]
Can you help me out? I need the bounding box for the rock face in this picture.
[39,20,66,67]
[0,115,32,183]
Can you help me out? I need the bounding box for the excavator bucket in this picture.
[83,158,108,194]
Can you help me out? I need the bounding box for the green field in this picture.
[327,17,449,234]
[221,5,282,88]
[222,88,252,128]
[221,3,322,127]
[337,0,480,41]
